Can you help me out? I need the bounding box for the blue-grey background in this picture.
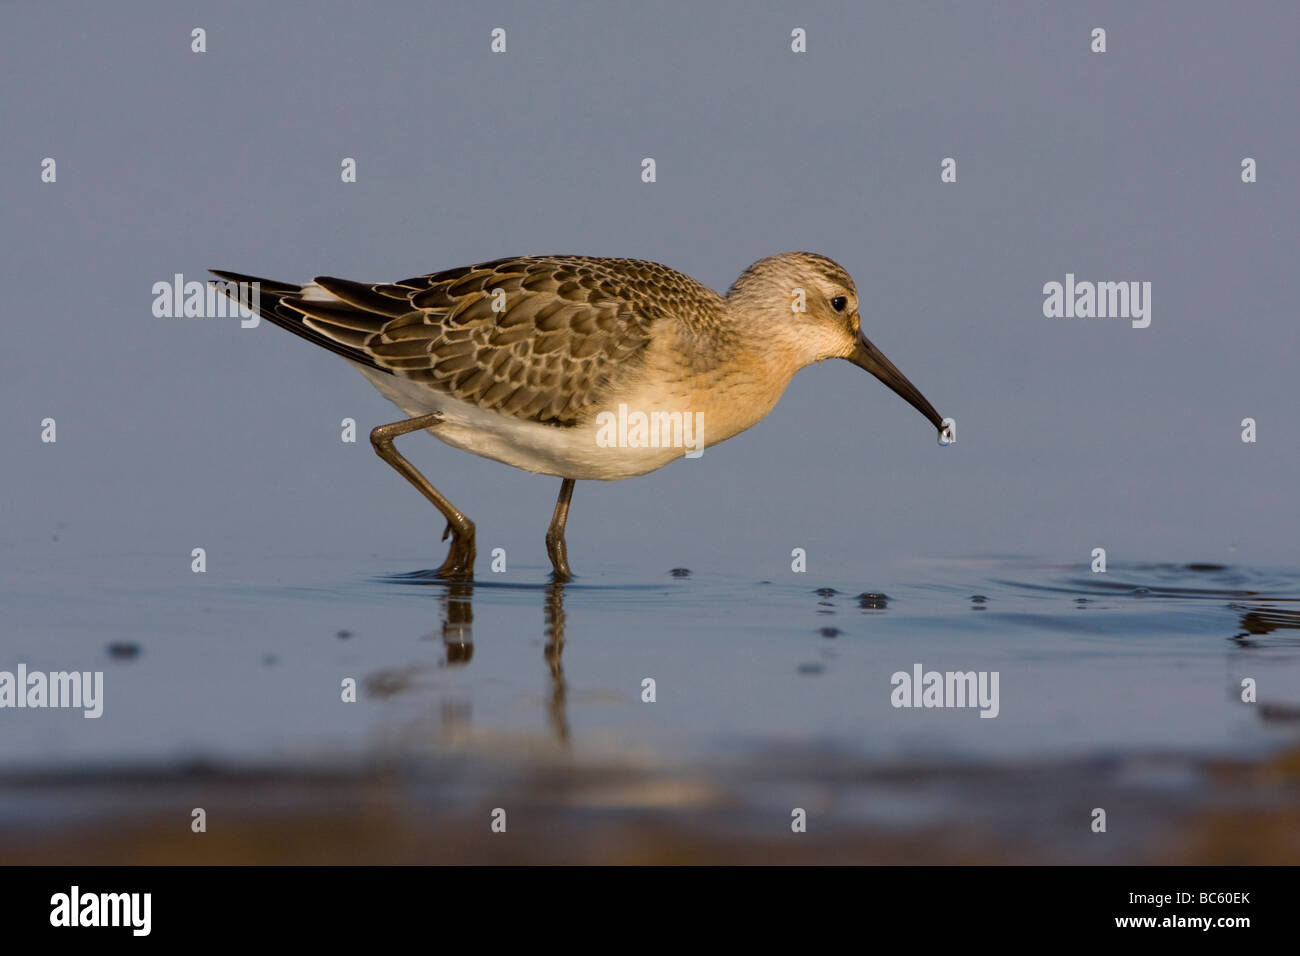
[2,0,1295,573]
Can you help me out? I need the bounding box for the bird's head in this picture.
[726,252,946,435]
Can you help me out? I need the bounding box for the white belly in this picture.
[353,364,691,480]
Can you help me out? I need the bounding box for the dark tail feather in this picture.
[208,270,389,373]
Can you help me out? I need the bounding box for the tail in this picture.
[208,269,390,374]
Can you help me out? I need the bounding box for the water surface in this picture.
[3,548,1298,862]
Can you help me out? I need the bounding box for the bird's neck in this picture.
[633,312,802,445]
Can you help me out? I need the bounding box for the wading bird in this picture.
[212,253,946,580]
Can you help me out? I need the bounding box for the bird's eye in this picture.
[830,296,848,313]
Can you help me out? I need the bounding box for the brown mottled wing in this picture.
[279,256,708,426]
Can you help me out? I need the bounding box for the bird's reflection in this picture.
[544,581,569,742]
[439,581,474,664]
[420,577,569,743]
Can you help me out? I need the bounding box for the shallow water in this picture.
[3,547,1299,862]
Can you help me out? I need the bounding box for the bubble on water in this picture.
[814,587,838,598]
[970,595,988,604]
[797,662,825,675]
[857,592,889,609]
[669,568,692,578]
[1131,587,1152,597]
[106,642,141,661]
[336,630,353,640]
[819,627,842,638]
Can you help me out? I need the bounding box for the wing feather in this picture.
[212,256,723,426]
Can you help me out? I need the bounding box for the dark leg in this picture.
[370,412,476,579]
[545,478,576,581]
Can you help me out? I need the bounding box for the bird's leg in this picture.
[369,413,475,579]
[545,478,576,581]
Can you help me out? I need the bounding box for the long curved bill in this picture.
[850,331,945,433]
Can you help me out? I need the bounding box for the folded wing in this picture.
[211,256,697,426]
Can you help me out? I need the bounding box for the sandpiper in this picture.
[211,253,946,580]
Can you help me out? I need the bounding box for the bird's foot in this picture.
[436,520,476,580]
[546,532,572,583]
